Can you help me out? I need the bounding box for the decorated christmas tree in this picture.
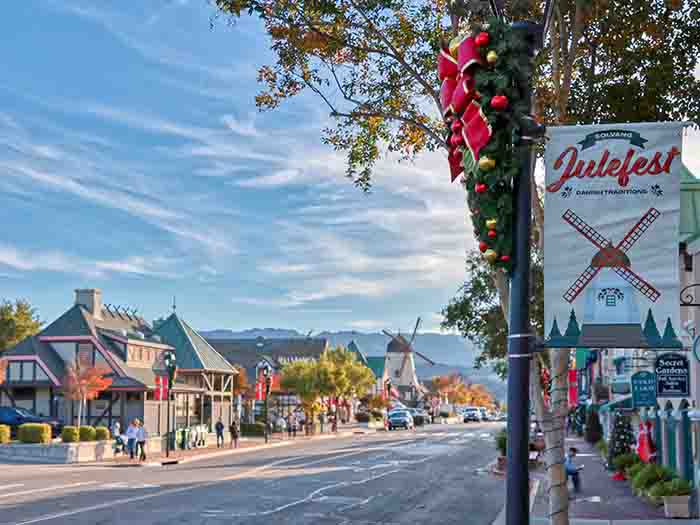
[608,412,635,472]
[642,309,661,346]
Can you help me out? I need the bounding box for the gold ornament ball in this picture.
[484,249,498,264]
[449,36,463,58]
[486,50,498,64]
[485,218,498,229]
[479,156,496,171]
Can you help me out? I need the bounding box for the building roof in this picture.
[366,356,386,380]
[154,313,235,373]
[681,163,700,245]
[207,337,328,379]
[5,336,66,385]
[347,340,368,366]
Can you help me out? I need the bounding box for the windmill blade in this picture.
[616,208,661,253]
[562,209,610,251]
[415,351,436,366]
[409,317,421,345]
[613,266,661,303]
[563,265,603,303]
[383,329,397,340]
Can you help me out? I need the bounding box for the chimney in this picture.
[74,289,103,320]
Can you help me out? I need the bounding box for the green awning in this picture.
[681,163,700,244]
[575,348,590,369]
[600,396,633,414]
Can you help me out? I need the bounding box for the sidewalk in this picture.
[529,436,670,523]
[110,425,367,467]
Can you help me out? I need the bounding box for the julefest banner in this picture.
[544,122,685,349]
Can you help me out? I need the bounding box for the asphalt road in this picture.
[0,423,505,525]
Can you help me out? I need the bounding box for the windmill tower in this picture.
[383,318,435,403]
[561,207,661,347]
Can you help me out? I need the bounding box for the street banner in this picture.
[631,371,656,408]
[544,122,685,348]
[655,352,690,397]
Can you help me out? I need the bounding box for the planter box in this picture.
[663,495,691,518]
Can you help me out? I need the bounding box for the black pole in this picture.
[505,21,540,525]
[264,378,270,444]
[166,387,171,458]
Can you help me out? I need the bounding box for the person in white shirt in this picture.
[125,420,139,460]
[136,420,148,461]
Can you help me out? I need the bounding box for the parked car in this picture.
[0,407,62,437]
[387,410,414,431]
[463,407,482,422]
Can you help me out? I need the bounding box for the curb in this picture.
[152,430,357,466]
[490,478,540,525]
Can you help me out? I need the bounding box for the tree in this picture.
[63,361,113,427]
[0,299,42,353]
[643,309,661,346]
[280,359,332,432]
[661,317,683,348]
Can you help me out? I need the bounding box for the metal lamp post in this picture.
[263,368,272,444]
[163,350,177,458]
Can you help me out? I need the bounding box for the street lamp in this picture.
[163,350,177,458]
[263,368,272,444]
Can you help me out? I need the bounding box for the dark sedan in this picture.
[0,407,62,437]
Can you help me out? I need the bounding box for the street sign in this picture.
[655,353,690,398]
[631,371,656,407]
[544,122,684,349]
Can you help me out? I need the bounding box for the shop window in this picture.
[13,387,34,401]
[8,362,21,382]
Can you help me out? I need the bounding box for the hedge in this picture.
[240,422,266,437]
[18,423,51,444]
[62,426,80,443]
[95,426,111,441]
[79,426,97,442]
[0,425,10,444]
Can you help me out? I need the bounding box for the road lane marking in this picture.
[8,441,417,525]
[0,485,24,492]
[0,483,96,500]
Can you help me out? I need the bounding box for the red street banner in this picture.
[568,369,578,408]
[154,375,168,401]
[255,379,264,401]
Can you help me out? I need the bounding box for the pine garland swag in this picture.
[438,17,532,271]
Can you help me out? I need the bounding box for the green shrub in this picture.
[631,464,675,492]
[95,426,110,441]
[0,425,10,444]
[626,462,645,480]
[584,410,603,444]
[612,453,639,473]
[595,439,608,458]
[240,422,266,436]
[79,426,97,442]
[61,426,79,443]
[664,478,693,496]
[18,423,51,444]
[495,429,507,457]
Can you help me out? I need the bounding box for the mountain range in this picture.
[201,328,507,400]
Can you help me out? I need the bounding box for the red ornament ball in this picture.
[490,95,509,111]
[488,229,497,238]
[475,32,490,47]
[475,183,487,193]
[500,255,510,262]
[479,241,488,253]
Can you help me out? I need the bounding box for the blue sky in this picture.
[0,0,472,333]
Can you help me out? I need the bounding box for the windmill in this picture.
[382,317,435,402]
[561,207,661,347]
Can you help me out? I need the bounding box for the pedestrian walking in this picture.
[291,413,297,438]
[215,418,225,448]
[125,419,139,460]
[111,420,124,455]
[286,415,292,439]
[229,420,239,449]
[136,420,148,462]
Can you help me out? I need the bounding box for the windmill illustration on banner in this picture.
[561,207,661,347]
[383,317,435,403]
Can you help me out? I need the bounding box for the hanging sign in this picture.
[655,352,690,397]
[631,371,656,407]
[544,122,685,348]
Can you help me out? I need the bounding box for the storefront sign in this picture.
[544,122,684,348]
[655,353,690,397]
[631,371,656,407]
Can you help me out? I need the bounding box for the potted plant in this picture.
[611,453,639,481]
[661,478,694,518]
[495,430,507,471]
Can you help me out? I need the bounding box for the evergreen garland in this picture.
[464,17,531,271]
